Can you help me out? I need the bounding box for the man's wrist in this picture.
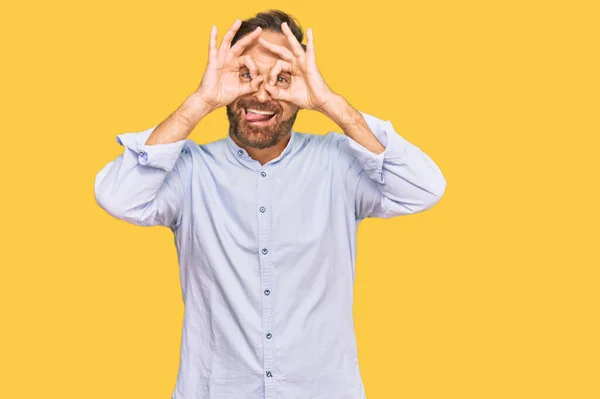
[144,95,212,146]
[176,93,216,127]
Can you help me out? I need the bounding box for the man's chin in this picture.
[236,128,278,149]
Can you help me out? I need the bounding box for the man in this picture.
[95,9,446,399]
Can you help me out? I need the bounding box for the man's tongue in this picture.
[246,110,273,122]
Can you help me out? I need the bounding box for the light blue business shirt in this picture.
[94,111,446,399]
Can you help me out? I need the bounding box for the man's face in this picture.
[226,30,300,150]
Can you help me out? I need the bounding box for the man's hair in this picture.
[231,9,307,51]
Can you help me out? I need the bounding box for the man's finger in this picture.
[306,27,316,65]
[218,19,242,59]
[281,22,305,58]
[208,25,218,63]
[268,59,293,86]
[264,82,292,102]
[250,75,265,92]
[240,75,264,96]
[230,26,262,57]
[258,37,295,62]
[237,55,258,79]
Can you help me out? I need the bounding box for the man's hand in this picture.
[192,19,265,113]
[149,20,264,143]
[258,22,335,111]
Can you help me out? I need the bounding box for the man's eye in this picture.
[241,72,251,80]
[277,76,288,83]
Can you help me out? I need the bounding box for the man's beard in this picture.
[226,101,298,150]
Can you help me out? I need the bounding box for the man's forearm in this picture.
[145,94,214,146]
[318,94,385,155]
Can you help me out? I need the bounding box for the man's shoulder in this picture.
[303,130,350,156]
[295,130,345,149]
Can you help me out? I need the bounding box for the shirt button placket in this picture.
[257,168,276,398]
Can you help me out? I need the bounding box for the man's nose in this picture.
[253,79,272,103]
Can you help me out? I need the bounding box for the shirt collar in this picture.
[226,128,297,165]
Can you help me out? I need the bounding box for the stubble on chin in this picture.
[226,105,298,150]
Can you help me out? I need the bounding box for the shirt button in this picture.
[261,171,267,177]
[262,248,268,255]
[237,150,243,155]
[266,371,273,377]
[259,206,266,213]
[266,333,272,339]
[264,289,270,295]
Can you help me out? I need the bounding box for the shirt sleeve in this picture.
[94,125,192,229]
[333,111,447,220]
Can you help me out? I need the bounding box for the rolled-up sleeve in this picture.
[94,126,192,228]
[334,111,447,220]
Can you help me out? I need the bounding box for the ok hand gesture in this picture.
[194,19,265,111]
[258,22,335,111]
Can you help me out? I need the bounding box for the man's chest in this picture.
[182,160,352,251]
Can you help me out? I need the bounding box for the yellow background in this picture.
[1,0,598,398]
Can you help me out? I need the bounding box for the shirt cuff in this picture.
[116,126,187,172]
[345,111,410,184]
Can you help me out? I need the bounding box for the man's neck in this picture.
[230,132,292,166]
